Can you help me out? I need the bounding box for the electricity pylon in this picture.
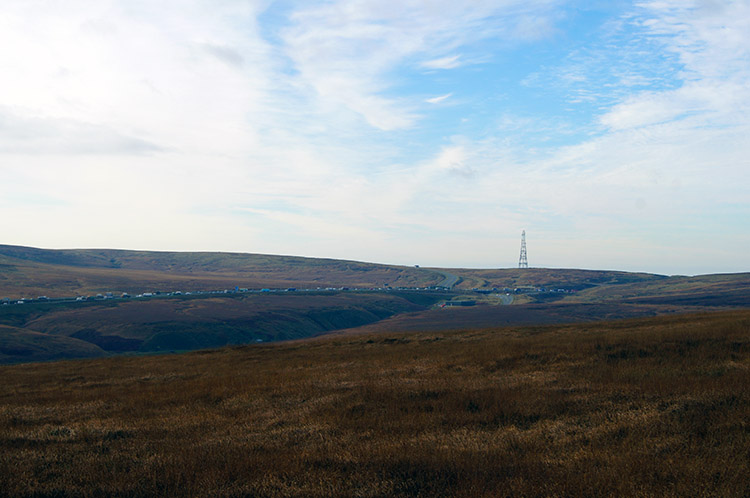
[519,230,528,269]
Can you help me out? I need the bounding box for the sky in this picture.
[0,0,748,275]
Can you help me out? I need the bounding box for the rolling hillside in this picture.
[0,244,440,298]
[449,267,667,290]
[569,272,750,307]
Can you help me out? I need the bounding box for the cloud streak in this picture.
[425,93,453,104]
[421,55,462,70]
[0,108,163,155]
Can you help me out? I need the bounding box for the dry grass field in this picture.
[1,309,749,497]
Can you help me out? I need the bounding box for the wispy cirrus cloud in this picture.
[421,55,462,70]
[425,93,453,104]
[277,0,566,130]
[597,1,750,126]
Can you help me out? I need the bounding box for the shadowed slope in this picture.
[0,324,105,364]
[0,292,450,362]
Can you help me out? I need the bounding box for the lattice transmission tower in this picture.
[518,230,528,269]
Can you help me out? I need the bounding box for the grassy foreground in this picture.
[1,310,749,497]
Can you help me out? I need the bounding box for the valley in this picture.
[1,244,748,365]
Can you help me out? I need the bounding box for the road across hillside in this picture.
[430,270,460,289]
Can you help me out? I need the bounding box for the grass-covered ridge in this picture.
[1,310,748,496]
[449,266,667,290]
[0,244,440,298]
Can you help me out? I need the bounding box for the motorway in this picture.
[431,270,460,289]
[0,284,459,308]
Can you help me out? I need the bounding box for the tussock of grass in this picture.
[1,310,749,496]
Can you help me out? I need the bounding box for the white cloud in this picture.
[425,93,453,104]
[200,43,245,67]
[279,0,564,130]
[0,0,274,157]
[597,0,750,132]
[421,55,462,70]
[0,107,162,154]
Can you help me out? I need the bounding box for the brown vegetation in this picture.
[0,324,105,363]
[449,267,667,290]
[1,310,749,496]
[0,245,439,298]
[0,292,448,363]
[569,272,750,307]
[335,301,718,336]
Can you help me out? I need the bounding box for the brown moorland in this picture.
[0,291,450,363]
[333,301,717,336]
[1,309,749,497]
[0,244,440,298]
[450,267,750,307]
[448,267,667,291]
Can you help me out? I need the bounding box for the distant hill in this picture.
[449,267,667,290]
[0,244,414,273]
[0,244,439,298]
[569,272,750,307]
[0,244,681,298]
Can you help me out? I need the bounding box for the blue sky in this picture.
[0,0,748,275]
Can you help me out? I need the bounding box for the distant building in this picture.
[442,300,476,307]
